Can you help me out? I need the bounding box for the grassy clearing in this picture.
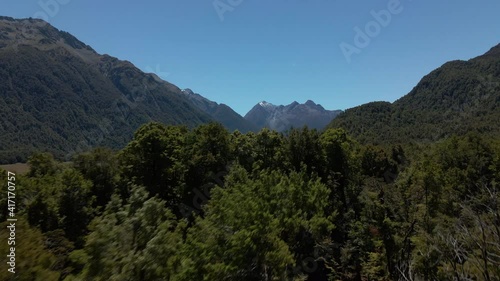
[0,163,30,175]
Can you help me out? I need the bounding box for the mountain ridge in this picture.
[181,88,258,133]
[328,43,500,144]
[0,17,214,162]
[245,100,342,132]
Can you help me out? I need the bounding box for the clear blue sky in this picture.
[1,0,499,115]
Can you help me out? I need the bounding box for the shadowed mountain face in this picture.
[244,100,342,132]
[0,17,213,163]
[328,43,500,145]
[181,89,258,133]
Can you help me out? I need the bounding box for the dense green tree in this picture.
[0,219,61,281]
[27,192,60,232]
[73,147,119,209]
[120,122,188,206]
[76,186,183,281]
[320,128,363,219]
[361,145,392,179]
[252,128,286,171]
[184,122,231,179]
[285,127,324,177]
[182,122,232,215]
[176,166,334,281]
[22,173,62,233]
[58,169,94,246]
[27,152,58,177]
[229,130,256,172]
[387,134,500,281]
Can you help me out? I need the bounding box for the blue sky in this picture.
[1,0,499,115]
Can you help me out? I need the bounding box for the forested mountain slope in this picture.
[0,17,213,163]
[181,88,258,133]
[328,44,500,144]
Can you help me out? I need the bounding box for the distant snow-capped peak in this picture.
[259,101,275,108]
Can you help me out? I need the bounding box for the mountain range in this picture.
[1,15,499,162]
[0,16,343,162]
[245,100,342,131]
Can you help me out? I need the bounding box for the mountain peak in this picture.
[182,88,195,95]
[305,100,317,106]
[259,101,275,108]
[245,100,342,131]
[0,16,96,62]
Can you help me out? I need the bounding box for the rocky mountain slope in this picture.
[244,100,342,132]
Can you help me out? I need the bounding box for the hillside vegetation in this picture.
[0,17,213,163]
[329,44,500,145]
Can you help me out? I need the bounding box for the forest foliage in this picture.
[1,122,499,281]
[0,43,212,164]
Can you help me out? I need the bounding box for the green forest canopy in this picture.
[0,122,499,281]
